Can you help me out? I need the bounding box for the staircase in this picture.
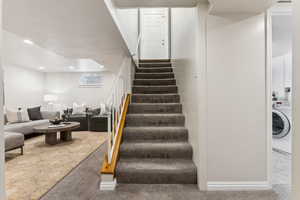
[116,60,197,184]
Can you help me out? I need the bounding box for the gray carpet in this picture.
[116,61,197,184]
[40,142,290,200]
[40,143,107,200]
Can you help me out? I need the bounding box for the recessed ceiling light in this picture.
[99,65,104,69]
[24,39,34,45]
[38,66,45,70]
[69,66,75,70]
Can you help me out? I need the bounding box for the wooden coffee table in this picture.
[33,122,80,145]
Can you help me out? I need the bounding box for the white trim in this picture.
[99,179,117,191]
[207,182,272,191]
[265,9,273,191]
[196,3,209,191]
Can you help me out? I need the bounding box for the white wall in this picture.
[172,6,268,190]
[292,1,300,199]
[171,5,199,184]
[3,65,45,109]
[44,72,115,108]
[115,8,138,55]
[0,0,6,198]
[272,53,292,99]
[206,14,268,186]
[171,4,209,190]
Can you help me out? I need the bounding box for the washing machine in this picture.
[272,103,292,153]
[272,104,292,139]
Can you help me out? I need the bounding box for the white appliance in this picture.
[272,104,292,153]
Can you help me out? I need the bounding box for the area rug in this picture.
[5,131,107,200]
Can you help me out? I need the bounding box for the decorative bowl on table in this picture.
[50,119,63,125]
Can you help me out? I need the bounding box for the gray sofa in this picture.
[4,111,60,154]
[4,111,60,135]
[4,132,24,155]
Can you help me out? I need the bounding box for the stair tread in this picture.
[132,93,179,96]
[122,140,191,144]
[120,141,192,156]
[125,126,187,130]
[117,158,196,171]
[123,127,188,141]
[139,62,171,63]
[127,113,184,117]
[133,85,177,87]
[134,78,175,81]
[135,72,174,75]
[130,103,181,105]
[137,67,173,70]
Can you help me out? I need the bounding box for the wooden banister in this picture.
[100,94,131,175]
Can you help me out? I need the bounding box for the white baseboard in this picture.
[99,179,117,191]
[207,181,272,191]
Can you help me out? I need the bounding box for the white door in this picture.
[140,8,169,60]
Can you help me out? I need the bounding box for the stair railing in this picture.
[104,60,132,165]
[131,33,142,68]
[99,58,133,188]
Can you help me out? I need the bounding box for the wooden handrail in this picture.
[100,94,131,175]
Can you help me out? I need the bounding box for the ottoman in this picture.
[4,132,24,155]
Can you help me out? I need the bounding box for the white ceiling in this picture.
[3,31,109,73]
[113,0,208,8]
[3,0,130,73]
[209,0,275,14]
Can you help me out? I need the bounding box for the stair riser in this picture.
[120,146,192,159]
[134,79,176,86]
[140,59,170,63]
[136,68,173,73]
[139,63,172,68]
[128,104,182,114]
[135,73,174,79]
[133,86,178,94]
[131,95,180,103]
[117,172,197,184]
[126,116,185,127]
[123,129,188,141]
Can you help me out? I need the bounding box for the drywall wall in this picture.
[272,14,292,58]
[171,5,199,183]
[293,1,300,199]
[272,53,292,99]
[44,72,115,109]
[3,64,45,109]
[206,13,268,186]
[115,8,138,55]
[171,4,209,190]
[0,0,5,198]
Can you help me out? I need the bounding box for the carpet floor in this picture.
[40,142,290,200]
[5,131,107,200]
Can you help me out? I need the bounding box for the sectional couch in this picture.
[4,111,60,154]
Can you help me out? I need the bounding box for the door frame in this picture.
[138,7,171,60]
[267,2,293,190]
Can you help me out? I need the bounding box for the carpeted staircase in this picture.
[116,60,197,184]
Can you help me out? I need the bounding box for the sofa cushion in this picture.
[4,119,49,135]
[27,106,43,120]
[4,132,24,151]
[6,108,30,123]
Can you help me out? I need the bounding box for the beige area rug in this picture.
[5,131,107,200]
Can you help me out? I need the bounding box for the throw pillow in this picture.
[72,103,86,115]
[27,106,43,120]
[6,108,30,123]
[100,103,107,115]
